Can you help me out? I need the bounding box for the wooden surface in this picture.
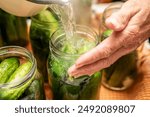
[44,42,150,100]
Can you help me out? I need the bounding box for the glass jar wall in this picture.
[0,46,45,100]
[101,2,138,90]
[0,9,29,47]
[30,7,61,82]
[47,25,102,100]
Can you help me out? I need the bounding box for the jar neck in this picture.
[0,46,37,89]
[27,0,70,5]
[31,16,60,27]
[50,25,99,60]
[102,2,123,29]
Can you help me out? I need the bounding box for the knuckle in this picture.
[100,46,112,58]
[103,48,111,58]
[126,25,140,37]
[103,59,112,68]
[82,66,91,73]
[91,51,99,61]
[118,13,129,25]
[122,25,140,48]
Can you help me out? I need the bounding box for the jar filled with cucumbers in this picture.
[0,46,45,100]
[101,2,138,90]
[47,25,102,100]
[0,9,28,47]
[30,7,61,82]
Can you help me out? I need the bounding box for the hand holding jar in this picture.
[68,0,150,77]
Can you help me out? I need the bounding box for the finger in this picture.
[75,31,125,68]
[68,45,137,77]
[105,0,140,31]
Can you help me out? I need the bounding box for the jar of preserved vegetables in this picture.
[0,9,28,47]
[101,2,137,90]
[0,29,4,47]
[0,46,45,100]
[143,38,150,51]
[47,25,102,100]
[30,7,61,82]
[71,0,92,26]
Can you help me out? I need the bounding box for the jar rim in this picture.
[49,25,100,58]
[0,46,37,89]
[31,16,61,25]
[31,6,61,25]
[102,1,124,29]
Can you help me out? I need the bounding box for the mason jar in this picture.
[101,2,138,90]
[0,29,4,47]
[30,7,61,82]
[143,38,150,51]
[0,46,45,100]
[0,9,28,47]
[71,0,92,26]
[47,25,102,100]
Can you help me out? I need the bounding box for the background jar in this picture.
[101,2,138,91]
[0,29,3,47]
[30,7,61,82]
[143,38,150,51]
[47,25,102,100]
[71,0,92,26]
[0,9,29,47]
[0,46,45,100]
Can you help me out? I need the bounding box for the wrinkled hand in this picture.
[68,0,150,77]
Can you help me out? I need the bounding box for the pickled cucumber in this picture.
[49,35,101,100]
[7,61,32,83]
[0,57,19,83]
[30,8,60,82]
[0,60,34,99]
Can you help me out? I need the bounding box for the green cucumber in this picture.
[107,53,137,87]
[20,71,45,100]
[102,29,113,40]
[0,57,19,83]
[0,61,34,100]
[7,61,32,82]
[5,14,18,44]
[0,78,33,100]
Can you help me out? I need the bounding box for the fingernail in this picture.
[73,73,83,78]
[74,75,80,79]
[75,59,85,68]
[75,63,82,68]
[68,65,77,75]
[106,18,120,30]
[75,59,82,68]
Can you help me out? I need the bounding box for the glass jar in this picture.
[0,29,4,47]
[0,9,29,47]
[71,0,92,26]
[101,2,138,90]
[143,38,150,50]
[30,7,61,82]
[100,2,123,35]
[0,46,45,100]
[47,25,102,100]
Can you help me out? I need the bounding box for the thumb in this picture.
[105,1,140,31]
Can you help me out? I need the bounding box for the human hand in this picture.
[68,0,150,77]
